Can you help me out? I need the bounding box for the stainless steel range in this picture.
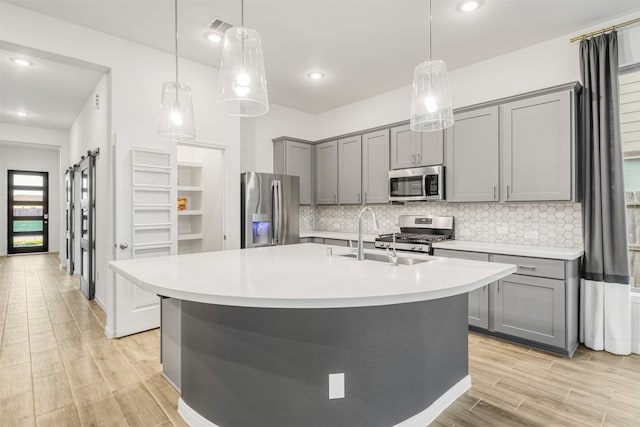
[374,215,454,254]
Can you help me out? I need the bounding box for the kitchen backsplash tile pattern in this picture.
[301,202,583,248]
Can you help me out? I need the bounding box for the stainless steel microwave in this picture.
[388,165,445,202]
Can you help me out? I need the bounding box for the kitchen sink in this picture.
[339,252,429,265]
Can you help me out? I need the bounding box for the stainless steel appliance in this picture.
[388,165,444,202]
[241,172,299,248]
[374,215,454,254]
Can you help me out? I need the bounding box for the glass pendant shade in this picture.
[217,26,269,117]
[158,81,195,139]
[410,60,454,132]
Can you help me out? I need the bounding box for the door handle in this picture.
[506,185,510,200]
[493,186,497,200]
[364,192,368,203]
[411,154,416,165]
[119,243,128,250]
[357,192,361,203]
[416,153,422,165]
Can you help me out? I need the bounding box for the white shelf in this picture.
[179,233,204,241]
[178,210,203,216]
[178,161,203,168]
[178,186,203,192]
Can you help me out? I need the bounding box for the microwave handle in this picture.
[422,174,427,197]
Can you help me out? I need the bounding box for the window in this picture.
[620,66,640,288]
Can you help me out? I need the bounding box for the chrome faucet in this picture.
[357,207,379,260]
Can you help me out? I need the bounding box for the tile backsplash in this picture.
[300,202,583,248]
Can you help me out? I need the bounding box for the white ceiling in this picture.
[4,0,640,115]
[0,48,105,130]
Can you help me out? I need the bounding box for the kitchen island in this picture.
[109,243,515,427]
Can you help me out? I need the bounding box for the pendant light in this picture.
[410,0,454,132]
[158,0,195,139]
[217,0,269,117]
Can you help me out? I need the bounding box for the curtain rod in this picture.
[570,16,640,43]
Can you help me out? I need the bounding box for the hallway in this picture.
[0,254,186,426]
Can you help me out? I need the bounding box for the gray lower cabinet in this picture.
[390,124,443,170]
[362,129,390,204]
[433,247,579,356]
[316,140,338,205]
[338,136,362,204]
[501,90,573,201]
[433,249,490,329]
[493,274,565,348]
[273,138,314,205]
[300,237,375,249]
[445,106,499,202]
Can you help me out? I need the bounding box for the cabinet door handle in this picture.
[364,192,368,203]
[518,265,537,270]
[497,283,501,293]
[411,154,416,165]
[357,192,361,203]
[506,185,510,200]
[334,194,337,204]
[416,153,422,165]
[493,186,497,200]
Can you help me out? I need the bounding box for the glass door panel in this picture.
[7,170,48,254]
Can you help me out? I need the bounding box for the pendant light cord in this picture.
[174,0,179,96]
[428,0,432,62]
[241,0,244,27]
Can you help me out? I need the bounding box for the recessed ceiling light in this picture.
[205,31,223,43]
[15,111,30,117]
[457,0,483,13]
[307,71,325,80]
[10,57,34,67]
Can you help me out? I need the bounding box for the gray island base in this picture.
[178,295,469,427]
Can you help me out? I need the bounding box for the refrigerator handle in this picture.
[273,180,282,245]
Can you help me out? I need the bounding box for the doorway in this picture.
[7,170,49,254]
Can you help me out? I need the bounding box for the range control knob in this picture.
[416,245,422,251]
[411,245,416,250]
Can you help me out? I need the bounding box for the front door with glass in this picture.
[7,170,49,254]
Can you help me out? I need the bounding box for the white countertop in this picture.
[432,240,584,260]
[108,244,515,309]
[300,231,378,243]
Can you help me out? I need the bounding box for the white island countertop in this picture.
[108,243,515,309]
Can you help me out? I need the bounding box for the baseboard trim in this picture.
[177,375,471,427]
[395,375,472,426]
[178,398,220,427]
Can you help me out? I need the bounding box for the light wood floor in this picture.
[0,254,639,426]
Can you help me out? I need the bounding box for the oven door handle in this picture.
[422,174,427,198]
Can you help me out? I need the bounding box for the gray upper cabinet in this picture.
[338,136,363,204]
[316,140,338,205]
[446,106,500,202]
[501,90,573,201]
[391,124,443,169]
[416,129,444,167]
[273,139,314,205]
[390,124,417,169]
[362,129,390,204]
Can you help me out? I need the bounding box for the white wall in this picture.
[240,103,317,173]
[0,142,61,256]
[0,3,241,330]
[0,123,69,258]
[314,9,640,139]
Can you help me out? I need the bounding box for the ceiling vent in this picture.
[209,19,233,34]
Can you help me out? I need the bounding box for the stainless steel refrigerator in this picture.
[241,172,299,248]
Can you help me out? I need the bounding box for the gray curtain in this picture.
[580,31,630,285]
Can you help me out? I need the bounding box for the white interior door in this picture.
[108,134,177,338]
